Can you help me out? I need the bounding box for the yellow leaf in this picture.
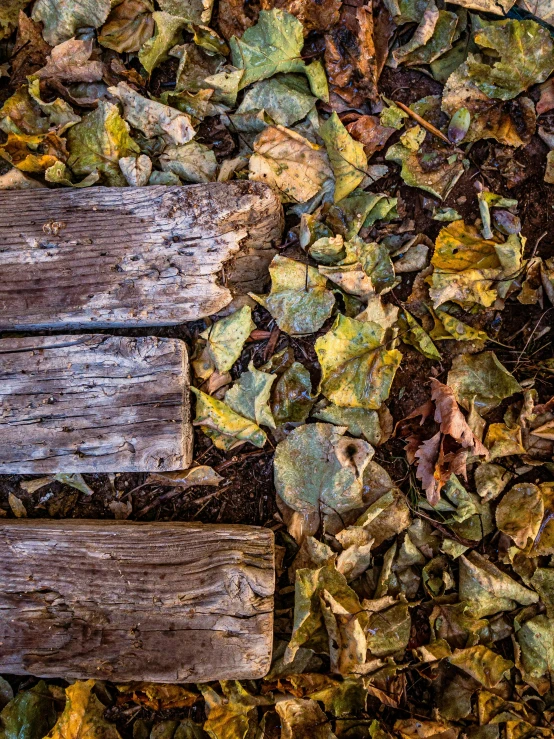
[48,681,121,739]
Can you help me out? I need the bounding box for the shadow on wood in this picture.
[0,181,283,330]
[0,334,192,473]
[0,520,275,683]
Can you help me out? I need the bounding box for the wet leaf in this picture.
[251,256,335,336]
[48,681,121,739]
[236,74,316,127]
[315,314,402,410]
[109,82,195,145]
[66,101,139,186]
[99,0,154,53]
[0,681,57,739]
[191,387,266,450]
[249,125,333,203]
[449,645,513,688]
[320,112,368,203]
[230,9,305,89]
[447,351,522,414]
[274,422,373,520]
[32,0,111,45]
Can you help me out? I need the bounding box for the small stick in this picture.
[394,100,451,145]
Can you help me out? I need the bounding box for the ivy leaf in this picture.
[274,423,373,520]
[32,0,111,45]
[0,681,57,739]
[249,125,333,204]
[315,314,402,410]
[66,101,139,186]
[48,681,121,739]
[230,9,305,89]
[447,351,522,414]
[320,112,368,203]
[224,362,276,428]
[250,256,335,336]
[191,387,266,450]
[467,19,554,101]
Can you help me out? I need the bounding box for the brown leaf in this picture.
[99,0,155,53]
[346,115,395,158]
[431,378,488,456]
[216,0,258,40]
[537,77,554,115]
[415,431,442,505]
[324,1,378,109]
[9,12,51,89]
[260,0,341,34]
[35,38,105,83]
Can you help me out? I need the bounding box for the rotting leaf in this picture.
[449,645,513,688]
[32,0,111,45]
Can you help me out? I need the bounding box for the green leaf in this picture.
[160,141,218,183]
[274,423,373,519]
[27,78,81,134]
[271,361,314,424]
[326,190,398,240]
[198,305,255,374]
[230,9,305,89]
[224,362,276,428]
[449,645,513,688]
[249,125,333,204]
[516,615,554,694]
[139,11,188,74]
[235,74,316,127]
[305,60,329,102]
[313,403,385,445]
[48,681,121,739]
[0,681,57,739]
[191,388,266,450]
[320,112,368,203]
[250,256,335,336]
[66,101,139,186]
[315,314,402,410]
[397,9,459,67]
[45,161,99,187]
[447,351,522,414]
[32,0,111,45]
[467,19,554,101]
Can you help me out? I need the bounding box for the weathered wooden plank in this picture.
[0,334,192,473]
[0,181,283,330]
[0,520,275,682]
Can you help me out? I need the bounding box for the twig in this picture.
[393,100,451,145]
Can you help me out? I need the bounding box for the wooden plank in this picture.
[0,334,192,473]
[0,520,275,683]
[0,181,283,330]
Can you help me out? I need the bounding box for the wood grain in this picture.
[0,520,275,682]
[0,181,283,330]
[0,334,192,473]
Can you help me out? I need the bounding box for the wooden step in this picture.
[0,181,283,330]
[0,334,192,473]
[0,520,275,683]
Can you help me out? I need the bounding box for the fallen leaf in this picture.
[276,697,338,739]
[313,403,387,445]
[160,141,217,182]
[449,645,513,688]
[398,309,441,361]
[346,115,395,159]
[249,125,333,203]
[48,681,121,739]
[139,11,188,74]
[431,379,488,456]
[236,74,316,127]
[118,154,152,186]
[35,38,104,83]
[191,387,267,450]
[515,614,554,695]
[197,306,255,376]
[32,0,111,46]
[270,360,314,424]
[9,12,51,88]
[495,482,543,549]
[250,255,335,335]
[146,466,223,487]
[99,0,154,53]
[0,0,32,41]
[225,361,276,428]
[315,314,402,410]
[66,100,139,186]
[261,0,341,34]
[200,682,269,739]
[0,131,68,172]
[0,681,57,739]
[320,112,368,203]
[447,351,522,414]
[230,9,305,89]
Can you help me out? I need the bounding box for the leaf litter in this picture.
[1,0,554,737]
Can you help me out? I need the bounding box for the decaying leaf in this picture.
[225,362,276,428]
[191,387,266,450]
[0,681,57,739]
[48,681,121,739]
[32,0,111,45]
[320,112,368,203]
[447,351,522,414]
[449,645,513,688]
[99,0,155,53]
[251,256,335,335]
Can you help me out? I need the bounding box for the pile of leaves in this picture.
[2,0,554,737]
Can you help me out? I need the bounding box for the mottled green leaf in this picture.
[198,305,255,374]
[0,681,57,739]
[32,0,110,45]
[160,141,217,183]
[224,362,276,428]
[447,351,522,414]
[320,112,368,203]
[271,361,314,424]
[313,403,385,445]
[139,11,188,74]
[398,309,441,361]
[236,74,315,127]
[191,388,266,450]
